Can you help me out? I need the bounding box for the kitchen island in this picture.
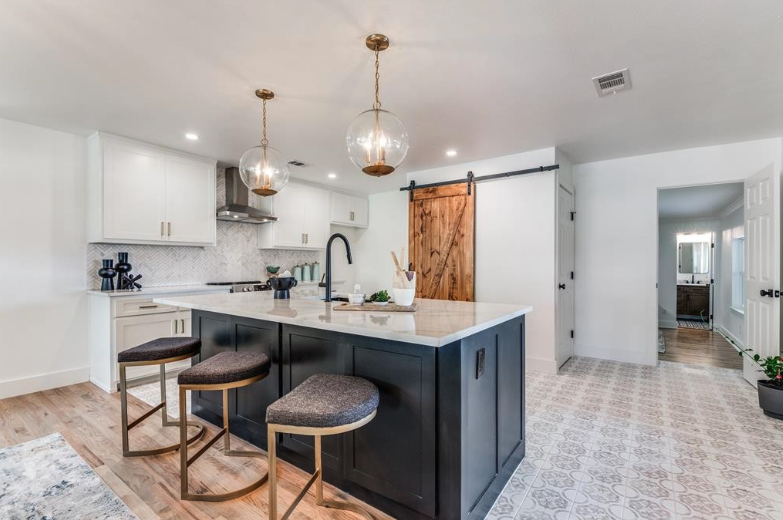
[154,292,531,520]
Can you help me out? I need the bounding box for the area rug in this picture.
[0,433,137,520]
[677,319,710,330]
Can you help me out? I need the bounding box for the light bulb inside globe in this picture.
[346,108,408,177]
[239,144,291,197]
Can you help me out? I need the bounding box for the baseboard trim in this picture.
[526,355,559,375]
[574,343,657,366]
[658,320,678,329]
[715,326,744,351]
[0,366,90,400]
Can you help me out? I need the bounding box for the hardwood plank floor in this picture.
[659,327,742,369]
[0,383,394,520]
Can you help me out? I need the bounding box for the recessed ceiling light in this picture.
[328,173,337,179]
[446,149,457,157]
[185,133,199,141]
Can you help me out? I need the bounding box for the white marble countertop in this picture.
[88,284,232,297]
[154,292,532,347]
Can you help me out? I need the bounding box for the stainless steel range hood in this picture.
[216,167,277,223]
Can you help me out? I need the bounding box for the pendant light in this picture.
[346,34,409,177]
[239,89,290,196]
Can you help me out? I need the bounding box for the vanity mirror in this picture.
[678,241,710,274]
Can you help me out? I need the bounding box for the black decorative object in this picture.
[98,259,116,291]
[266,276,297,299]
[122,273,143,291]
[115,252,132,290]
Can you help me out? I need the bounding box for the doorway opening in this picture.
[657,182,744,370]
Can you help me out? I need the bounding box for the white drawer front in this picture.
[114,297,177,317]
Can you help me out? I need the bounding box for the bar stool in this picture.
[266,374,380,519]
[177,351,271,501]
[118,337,206,457]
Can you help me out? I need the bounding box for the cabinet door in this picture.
[271,183,305,248]
[352,196,369,227]
[114,312,177,381]
[331,192,352,225]
[303,185,331,248]
[165,156,216,244]
[103,140,167,242]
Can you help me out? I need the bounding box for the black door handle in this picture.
[760,289,774,297]
[559,283,566,290]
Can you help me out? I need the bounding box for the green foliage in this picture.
[368,290,390,303]
[738,348,783,383]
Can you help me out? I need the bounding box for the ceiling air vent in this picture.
[287,159,308,167]
[592,68,631,97]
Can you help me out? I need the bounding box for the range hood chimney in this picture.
[216,167,277,223]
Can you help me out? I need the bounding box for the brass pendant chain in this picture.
[261,98,269,146]
[373,49,381,110]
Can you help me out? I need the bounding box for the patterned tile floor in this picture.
[487,357,783,520]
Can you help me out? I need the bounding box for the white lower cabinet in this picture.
[89,289,227,393]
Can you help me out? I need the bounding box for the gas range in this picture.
[206,280,271,293]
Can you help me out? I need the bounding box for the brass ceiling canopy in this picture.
[255,89,275,100]
[365,34,390,52]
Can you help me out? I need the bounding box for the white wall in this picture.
[0,118,89,398]
[353,190,409,295]
[405,148,561,373]
[575,138,782,365]
[657,219,718,328]
[715,201,745,347]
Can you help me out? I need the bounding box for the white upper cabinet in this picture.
[330,192,369,228]
[88,133,216,246]
[258,182,331,249]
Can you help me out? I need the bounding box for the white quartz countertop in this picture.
[88,284,232,297]
[154,292,533,347]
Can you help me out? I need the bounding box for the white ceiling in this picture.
[1,1,782,194]
[658,182,744,220]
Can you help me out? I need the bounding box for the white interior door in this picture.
[744,164,781,386]
[557,185,575,368]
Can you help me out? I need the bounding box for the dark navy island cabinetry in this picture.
[153,293,530,520]
[189,309,525,520]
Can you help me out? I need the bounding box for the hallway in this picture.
[659,328,742,370]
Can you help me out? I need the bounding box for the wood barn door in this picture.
[408,184,475,301]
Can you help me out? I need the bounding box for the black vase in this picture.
[116,252,132,290]
[98,259,117,291]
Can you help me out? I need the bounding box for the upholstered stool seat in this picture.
[266,374,379,519]
[266,374,379,428]
[177,350,272,502]
[178,351,270,386]
[118,336,201,363]
[118,336,205,458]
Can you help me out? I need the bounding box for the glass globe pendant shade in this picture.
[239,144,291,197]
[346,108,409,177]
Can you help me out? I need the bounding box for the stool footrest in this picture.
[123,420,205,458]
[127,402,165,430]
[187,427,226,467]
[282,470,320,520]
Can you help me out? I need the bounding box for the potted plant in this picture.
[368,290,390,306]
[738,348,783,419]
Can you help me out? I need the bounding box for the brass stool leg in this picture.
[119,360,205,458]
[267,421,375,520]
[180,382,269,501]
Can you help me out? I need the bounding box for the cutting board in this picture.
[333,302,418,312]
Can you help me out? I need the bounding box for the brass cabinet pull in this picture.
[181,319,185,332]
[168,222,172,236]
[160,221,165,236]
[174,319,178,334]
[350,211,354,221]
[302,233,305,244]
[139,304,158,309]
[305,233,309,244]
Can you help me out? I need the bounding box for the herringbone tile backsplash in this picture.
[86,169,319,289]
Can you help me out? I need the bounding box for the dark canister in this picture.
[98,259,117,291]
[267,276,298,299]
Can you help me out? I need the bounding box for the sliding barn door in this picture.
[409,184,475,301]
[743,164,780,386]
